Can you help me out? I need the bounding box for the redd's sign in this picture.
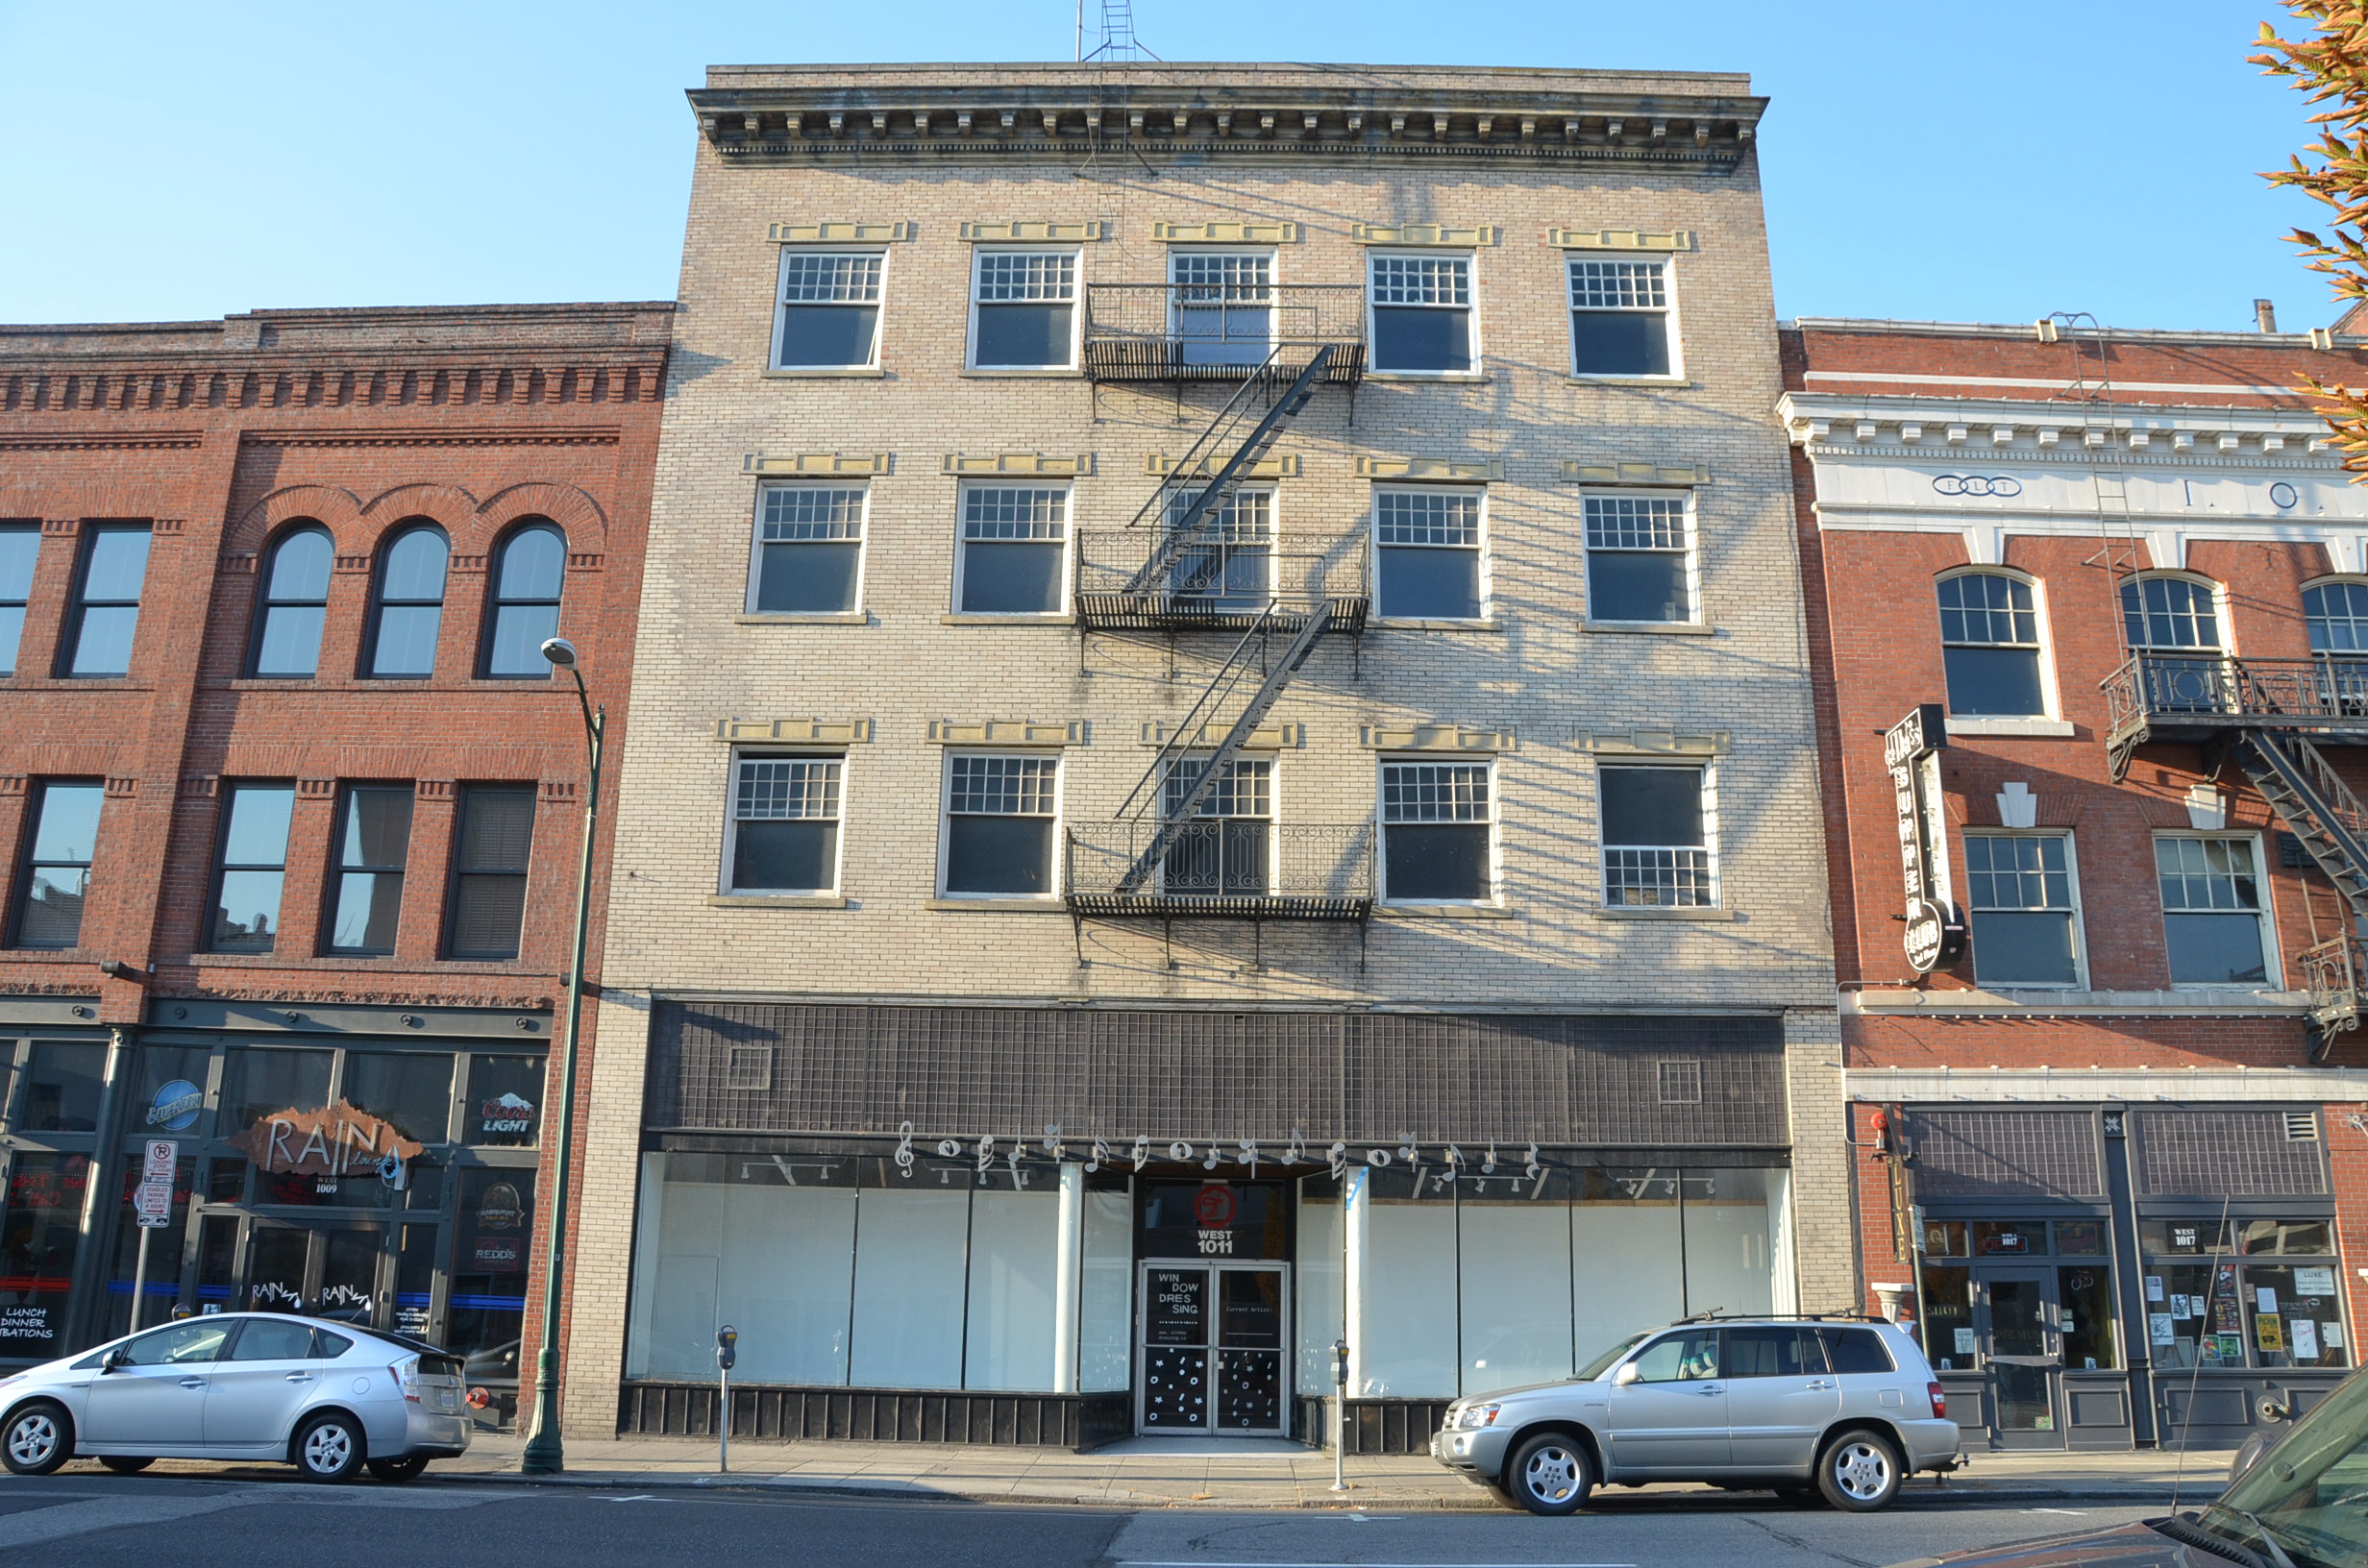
[231,1101,426,1176]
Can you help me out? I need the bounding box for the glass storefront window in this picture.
[449,1165,535,1368]
[135,1045,210,1137]
[2239,1218,2334,1256]
[104,1154,195,1337]
[19,1042,106,1133]
[2143,1218,2233,1256]
[1572,1167,1684,1370]
[2054,1219,2107,1256]
[1295,1175,1343,1395]
[0,1152,90,1356]
[1972,1220,2049,1258]
[1079,1177,1132,1393]
[2242,1263,2349,1369]
[1458,1175,1575,1395]
[1686,1167,1779,1318]
[846,1180,968,1389]
[966,1188,1060,1392]
[465,1055,546,1147]
[2152,1261,2249,1369]
[223,1046,333,1136]
[1922,1219,1970,1257]
[206,1158,247,1203]
[1920,1260,1974,1371]
[2058,1261,2118,1369]
[340,1052,454,1143]
[1355,1167,1458,1397]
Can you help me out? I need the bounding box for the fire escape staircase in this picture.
[2232,730,2368,1047]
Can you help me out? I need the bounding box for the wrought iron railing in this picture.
[2301,934,2365,1041]
[2103,654,2368,735]
[1064,820,1375,917]
[1082,284,1367,380]
[1075,529,1369,624]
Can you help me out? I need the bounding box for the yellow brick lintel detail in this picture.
[1359,724,1516,754]
[1139,721,1303,749]
[1563,460,1710,485]
[1549,229,1695,252]
[928,719,1083,747]
[1356,455,1503,482]
[1149,221,1301,244]
[768,222,915,243]
[716,719,876,745]
[746,452,894,477]
[943,452,1094,477]
[958,221,1106,242]
[1147,452,1299,479]
[1350,223,1499,247]
[1579,729,1730,757]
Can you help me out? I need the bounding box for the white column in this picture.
[1344,1166,1369,1397]
[1053,1162,1083,1394]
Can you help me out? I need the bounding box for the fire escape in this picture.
[1064,283,1371,965]
[2103,656,2368,1051]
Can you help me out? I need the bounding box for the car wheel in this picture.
[367,1454,430,1482]
[1,1403,73,1476]
[1507,1433,1594,1516]
[293,1411,366,1482]
[99,1456,156,1475]
[1816,1428,1904,1512]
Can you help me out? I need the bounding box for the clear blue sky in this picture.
[0,2,2328,331]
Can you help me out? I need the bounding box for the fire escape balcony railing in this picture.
[2103,654,2368,776]
[1082,284,1367,383]
[1064,820,1375,920]
[2302,934,2366,1047]
[1074,530,1369,631]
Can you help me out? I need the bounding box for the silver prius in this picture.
[1432,1316,1963,1515]
[0,1312,471,1482]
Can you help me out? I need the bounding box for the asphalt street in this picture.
[0,1472,2169,1568]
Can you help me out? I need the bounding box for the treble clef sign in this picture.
[896,1121,915,1179]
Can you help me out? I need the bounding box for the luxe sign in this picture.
[231,1101,426,1178]
[1885,703,1966,973]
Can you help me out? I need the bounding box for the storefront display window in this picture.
[18,1042,106,1133]
[448,1165,535,1366]
[966,1188,1060,1391]
[2144,1220,2346,1371]
[0,1152,90,1355]
[222,1046,333,1135]
[1572,1168,1683,1368]
[103,1155,195,1337]
[1686,1167,1780,1318]
[845,1182,967,1388]
[340,1052,454,1143]
[1078,1182,1132,1393]
[1459,1174,1576,1394]
[1921,1260,1974,1370]
[1356,1167,1459,1397]
[465,1055,545,1147]
[2055,1219,2107,1256]
[136,1046,210,1136]
[2059,1261,2116,1369]
[1973,1219,2048,1257]
[1295,1176,1343,1394]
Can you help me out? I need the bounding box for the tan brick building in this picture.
[573,62,1841,1451]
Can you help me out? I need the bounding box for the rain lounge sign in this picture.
[231,1102,425,1184]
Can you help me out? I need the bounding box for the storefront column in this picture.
[1054,1162,1081,1394]
[2101,1108,2158,1446]
[1343,1165,1369,1396]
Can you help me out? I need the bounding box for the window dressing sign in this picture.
[229,1100,426,1177]
[1884,703,1965,972]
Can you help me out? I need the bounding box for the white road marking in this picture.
[604,1494,657,1503]
[2022,1507,2090,1515]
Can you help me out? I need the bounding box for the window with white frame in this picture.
[773,252,883,369]
[1599,764,1714,907]
[1938,572,2047,717]
[1963,832,2082,987]
[2304,579,2368,712]
[2156,835,2271,986]
[1568,257,1674,377]
[1160,756,1272,896]
[1369,253,1474,372]
[1171,251,1273,367]
[957,485,1069,615]
[1583,492,1693,623]
[1380,761,1492,902]
[2121,575,2228,712]
[1167,486,1273,609]
[728,755,844,894]
[971,250,1077,369]
[750,485,865,614]
[1373,487,1484,620]
[943,754,1059,896]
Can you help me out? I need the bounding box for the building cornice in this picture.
[1777,390,2340,463]
[1845,1065,2368,1106]
[1788,315,2358,352]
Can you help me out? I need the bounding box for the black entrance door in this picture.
[240,1219,393,1327]
[1979,1268,2062,1447]
[1137,1261,1291,1434]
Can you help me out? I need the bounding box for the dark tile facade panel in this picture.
[1904,1110,2104,1198]
[1344,1399,1453,1455]
[616,1384,1130,1451]
[2134,1110,2329,1197]
[646,1002,1790,1147]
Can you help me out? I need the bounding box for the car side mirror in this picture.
[101,1347,130,1373]
[1612,1361,1641,1386]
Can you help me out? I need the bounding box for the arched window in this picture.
[250,526,333,677]
[2120,575,2226,711]
[1936,571,2045,717]
[482,523,565,678]
[366,525,449,678]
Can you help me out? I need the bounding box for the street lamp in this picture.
[521,636,604,1476]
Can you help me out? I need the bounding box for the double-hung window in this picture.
[447,785,535,960]
[773,251,884,369]
[367,527,449,678]
[1380,761,1492,902]
[1938,572,2048,717]
[1161,757,1272,896]
[251,527,333,677]
[0,523,38,674]
[482,525,565,678]
[2157,835,2271,986]
[1599,764,1714,907]
[751,486,866,614]
[1963,833,2082,987]
[1368,253,1474,373]
[1168,487,1272,610]
[943,755,1059,897]
[1583,493,1693,623]
[325,785,413,956]
[1373,488,1484,621]
[12,781,103,949]
[2122,576,2227,712]
[957,485,1068,615]
[208,783,296,953]
[1171,251,1272,366]
[728,754,843,894]
[971,250,1077,369]
[2305,579,2368,713]
[62,524,150,678]
[1568,257,1675,377]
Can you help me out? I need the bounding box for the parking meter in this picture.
[716,1326,739,1372]
[1330,1338,1349,1492]
[1330,1338,1348,1391]
[716,1326,738,1473]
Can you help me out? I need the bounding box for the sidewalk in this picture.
[414,1432,2230,1511]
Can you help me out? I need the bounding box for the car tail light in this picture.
[1927,1382,1946,1419]
[392,1355,422,1403]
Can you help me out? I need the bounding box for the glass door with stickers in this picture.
[237,1218,393,1327]
[1977,1268,2063,1448]
[1136,1261,1291,1435]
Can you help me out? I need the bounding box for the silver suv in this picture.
[1430,1315,1961,1515]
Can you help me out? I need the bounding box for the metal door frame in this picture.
[1976,1265,2064,1448]
[1133,1258,1293,1437]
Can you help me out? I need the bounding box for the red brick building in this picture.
[1784,316,2368,1452]
[0,304,670,1429]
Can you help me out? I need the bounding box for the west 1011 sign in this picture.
[1885,703,1967,973]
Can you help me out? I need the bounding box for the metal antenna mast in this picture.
[1080,0,1159,61]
